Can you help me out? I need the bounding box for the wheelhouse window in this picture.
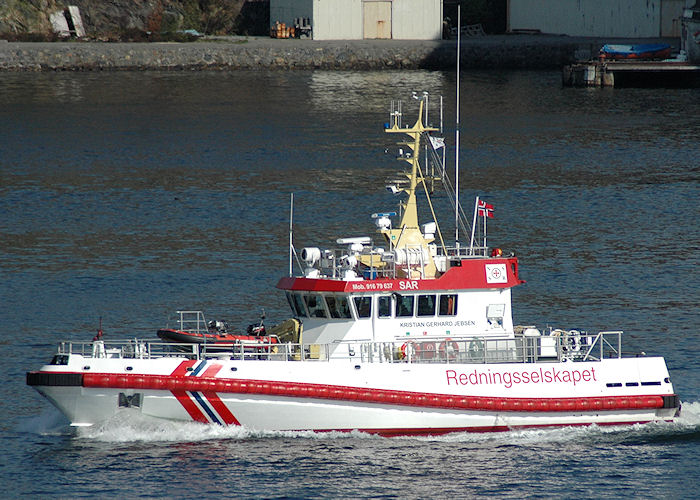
[417,294,436,317]
[353,296,372,319]
[439,294,458,316]
[326,295,352,319]
[288,292,308,317]
[304,294,328,318]
[395,295,414,317]
[377,296,392,318]
[286,292,296,315]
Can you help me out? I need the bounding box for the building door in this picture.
[363,1,391,39]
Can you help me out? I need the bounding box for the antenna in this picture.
[389,99,403,128]
[289,193,294,277]
[454,5,461,248]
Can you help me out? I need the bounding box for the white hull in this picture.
[30,354,679,435]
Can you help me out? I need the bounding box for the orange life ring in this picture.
[438,339,459,360]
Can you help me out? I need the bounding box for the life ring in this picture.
[438,339,459,361]
[399,342,413,360]
[468,337,484,360]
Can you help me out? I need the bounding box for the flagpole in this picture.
[469,195,478,254]
[483,209,487,255]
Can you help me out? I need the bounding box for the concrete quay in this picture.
[0,35,678,71]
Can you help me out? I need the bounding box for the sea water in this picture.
[1,70,698,498]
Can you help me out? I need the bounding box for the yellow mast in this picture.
[383,100,439,278]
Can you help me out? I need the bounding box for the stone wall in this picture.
[0,37,583,71]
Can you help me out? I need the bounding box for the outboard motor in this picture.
[207,320,228,333]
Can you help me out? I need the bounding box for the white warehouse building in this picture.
[270,0,443,40]
[508,0,690,37]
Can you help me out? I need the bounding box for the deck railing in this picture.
[54,331,625,365]
[174,310,208,333]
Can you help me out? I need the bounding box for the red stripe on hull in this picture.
[201,364,223,378]
[78,372,674,414]
[170,360,197,377]
[203,391,240,426]
[171,389,209,423]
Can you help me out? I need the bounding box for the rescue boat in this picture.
[156,311,278,351]
[26,97,680,436]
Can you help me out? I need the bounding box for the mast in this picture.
[454,5,461,248]
[385,100,436,232]
[383,99,440,278]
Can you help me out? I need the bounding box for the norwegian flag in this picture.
[478,200,494,218]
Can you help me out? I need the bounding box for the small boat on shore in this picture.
[27,96,680,435]
[600,43,672,60]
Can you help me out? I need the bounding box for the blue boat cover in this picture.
[600,44,671,58]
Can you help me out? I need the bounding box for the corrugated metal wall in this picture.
[314,0,363,39]
[509,0,668,37]
[392,0,442,40]
[661,0,684,36]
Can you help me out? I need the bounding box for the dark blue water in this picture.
[1,70,699,498]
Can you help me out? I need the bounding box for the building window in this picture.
[395,295,414,317]
[353,296,372,319]
[326,295,352,319]
[439,294,458,316]
[417,294,436,317]
[377,296,392,318]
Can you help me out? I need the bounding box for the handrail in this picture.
[580,331,623,361]
[175,310,208,333]
[52,331,630,365]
